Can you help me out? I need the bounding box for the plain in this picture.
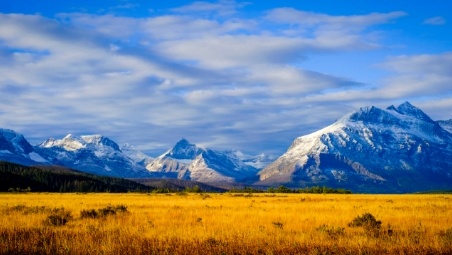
[1,193,452,254]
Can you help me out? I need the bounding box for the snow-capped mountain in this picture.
[258,102,452,193]
[37,134,153,177]
[146,139,260,182]
[0,128,50,165]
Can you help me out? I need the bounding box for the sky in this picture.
[1,0,451,157]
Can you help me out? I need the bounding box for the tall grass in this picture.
[1,193,451,254]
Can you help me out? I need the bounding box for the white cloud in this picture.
[1,5,445,156]
[423,16,446,25]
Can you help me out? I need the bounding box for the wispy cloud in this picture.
[423,16,446,25]
[170,0,250,16]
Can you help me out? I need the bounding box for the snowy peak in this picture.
[38,134,121,152]
[35,134,155,177]
[393,101,434,123]
[166,138,204,159]
[347,102,434,126]
[81,135,121,151]
[146,139,262,182]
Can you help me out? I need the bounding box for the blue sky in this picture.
[1,0,451,156]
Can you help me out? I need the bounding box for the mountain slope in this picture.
[258,102,452,193]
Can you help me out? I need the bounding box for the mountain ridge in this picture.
[257,102,452,193]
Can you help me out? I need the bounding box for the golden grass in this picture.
[1,193,452,254]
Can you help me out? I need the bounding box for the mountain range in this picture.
[1,101,451,193]
[0,129,275,181]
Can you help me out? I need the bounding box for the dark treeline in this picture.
[228,185,352,194]
[0,161,152,193]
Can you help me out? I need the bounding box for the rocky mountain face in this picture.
[258,102,452,193]
[146,139,272,182]
[36,134,153,177]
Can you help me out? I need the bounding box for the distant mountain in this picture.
[146,139,261,182]
[0,161,153,192]
[258,102,452,193]
[36,134,153,177]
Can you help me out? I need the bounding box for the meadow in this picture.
[1,193,452,254]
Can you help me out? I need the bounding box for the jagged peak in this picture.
[393,101,434,123]
[164,138,204,160]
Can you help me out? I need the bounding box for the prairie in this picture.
[1,193,452,254]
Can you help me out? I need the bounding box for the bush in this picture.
[348,213,381,228]
[348,213,382,237]
[114,205,128,213]
[43,209,72,226]
[80,205,128,219]
[272,222,283,229]
[97,206,117,217]
[80,209,98,219]
[439,228,452,246]
[316,224,345,239]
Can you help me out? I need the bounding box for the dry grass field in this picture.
[1,192,452,254]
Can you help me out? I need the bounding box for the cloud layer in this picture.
[0,1,450,156]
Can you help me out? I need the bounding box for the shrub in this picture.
[43,209,72,226]
[316,224,345,239]
[80,205,128,219]
[97,206,116,217]
[114,205,128,213]
[272,222,283,229]
[80,209,98,219]
[348,213,381,229]
[348,213,382,237]
[439,228,452,246]
[11,204,27,212]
